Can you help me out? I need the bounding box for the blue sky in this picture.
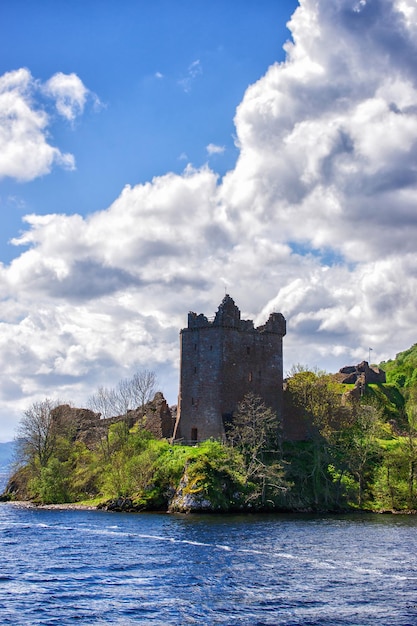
[0,0,296,262]
[1,0,417,441]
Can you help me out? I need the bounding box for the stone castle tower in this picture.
[173,295,286,443]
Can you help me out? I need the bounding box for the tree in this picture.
[87,370,157,417]
[130,370,157,412]
[344,402,383,508]
[227,393,288,507]
[87,386,115,419]
[87,370,158,455]
[30,457,69,504]
[285,367,351,508]
[227,393,280,462]
[286,366,344,437]
[16,398,61,468]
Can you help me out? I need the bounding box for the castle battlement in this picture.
[186,295,286,335]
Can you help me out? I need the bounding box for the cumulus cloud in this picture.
[0,68,94,182]
[1,0,417,439]
[224,0,417,262]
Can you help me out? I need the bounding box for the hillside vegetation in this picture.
[3,348,417,513]
[381,343,417,397]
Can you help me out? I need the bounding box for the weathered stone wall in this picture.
[127,392,175,439]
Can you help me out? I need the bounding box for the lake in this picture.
[0,503,416,625]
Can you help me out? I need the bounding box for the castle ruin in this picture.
[173,295,286,443]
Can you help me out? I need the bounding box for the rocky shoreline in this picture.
[3,499,417,515]
[5,500,98,511]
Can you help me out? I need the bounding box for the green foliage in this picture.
[283,369,403,510]
[29,457,69,504]
[173,441,247,511]
[9,346,417,512]
[381,343,417,389]
[68,444,102,501]
[362,384,407,428]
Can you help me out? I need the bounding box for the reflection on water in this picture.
[1,504,417,625]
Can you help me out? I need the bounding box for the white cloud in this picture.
[43,72,89,121]
[1,0,417,439]
[206,143,225,155]
[0,69,75,181]
[0,68,95,182]
[179,59,202,92]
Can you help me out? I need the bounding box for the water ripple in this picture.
[1,505,417,624]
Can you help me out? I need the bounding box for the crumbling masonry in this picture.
[173,295,286,443]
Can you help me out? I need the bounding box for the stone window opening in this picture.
[246,346,250,355]
[248,372,253,382]
[191,427,198,443]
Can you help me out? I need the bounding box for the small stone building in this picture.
[173,295,286,443]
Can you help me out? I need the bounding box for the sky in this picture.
[1,0,417,442]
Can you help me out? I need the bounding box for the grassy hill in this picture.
[380,343,417,394]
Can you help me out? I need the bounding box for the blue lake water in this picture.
[0,503,417,625]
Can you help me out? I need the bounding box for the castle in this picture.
[173,295,286,443]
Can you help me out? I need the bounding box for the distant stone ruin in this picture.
[336,361,386,385]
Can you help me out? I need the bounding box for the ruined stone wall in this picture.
[51,393,175,449]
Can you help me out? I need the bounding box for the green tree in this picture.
[30,457,69,504]
[285,368,348,508]
[344,403,383,508]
